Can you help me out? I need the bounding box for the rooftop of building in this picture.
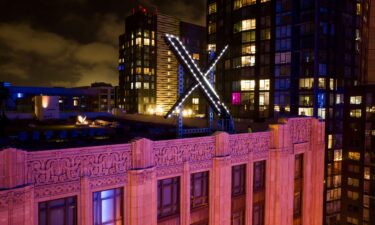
[0,110,314,152]
[1,81,115,97]
[0,115,178,151]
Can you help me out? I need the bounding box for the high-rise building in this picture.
[207,0,370,224]
[0,117,324,225]
[118,7,206,116]
[342,85,375,225]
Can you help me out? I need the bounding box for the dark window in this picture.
[157,177,180,219]
[39,196,77,225]
[294,154,304,221]
[253,161,266,192]
[294,154,304,179]
[93,188,123,225]
[191,171,209,209]
[231,209,245,225]
[252,203,265,225]
[232,164,246,196]
[293,192,302,218]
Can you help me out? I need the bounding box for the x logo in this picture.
[164,34,231,119]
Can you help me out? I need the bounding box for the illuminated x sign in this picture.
[164,34,231,119]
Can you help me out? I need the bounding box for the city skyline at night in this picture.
[1,1,375,225]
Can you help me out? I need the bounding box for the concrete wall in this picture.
[0,117,325,225]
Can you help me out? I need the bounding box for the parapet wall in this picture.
[0,117,325,225]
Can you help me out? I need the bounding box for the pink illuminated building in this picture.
[0,117,324,225]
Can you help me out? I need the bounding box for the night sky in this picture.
[0,0,206,87]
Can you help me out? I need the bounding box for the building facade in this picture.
[0,117,324,225]
[118,7,207,116]
[341,85,375,225]
[3,82,115,114]
[206,1,370,224]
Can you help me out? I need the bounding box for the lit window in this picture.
[208,3,217,14]
[357,3,362,15]
[318,108,326,119]
[298,108,313,116]
[234,0,256,10]
[333,149,342,161]
[135,37,142,46]
[348,152,360,161]
[329,79,335,90]
[242,44,256,54]
[350,96,362,105]
[144,82,149,89]
[232,92,241,105]
[144,38,150,46]
[234,19,256,33]
[364,195,370,207]
[135,67,142,74]
[208,23,216,34]
[193,53,200,60]
[259,92,269,107]
[347,217,359,224]
[318,78,325,89]
[350,109,362,118]
[192,98,199,105]
[135,82,142,89]
[336,94,344,104]
[347,177,359,187]
[259,79,270,91]
[208,44,216,51]
[144,30,149,38]
[240,80,255,91]
[242,31,256,42]
[326,188,341,201]
[347,191,359,200]
[364,167,370,180]
[241,56,256,67]
[242,19,256,31]
[299,78,313,89]
[93,188,123,225]
[144,67,149,75]
[73,98,79,107]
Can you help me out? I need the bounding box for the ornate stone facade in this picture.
[0,117,325,225]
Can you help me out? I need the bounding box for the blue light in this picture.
[17,93,24,98]
[118,65,124,71]
[318,93,325,108]
[3,82,11,87]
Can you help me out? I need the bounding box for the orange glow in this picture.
[42,96,49,108]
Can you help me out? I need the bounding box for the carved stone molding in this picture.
[27,146,131,187]
[34,182,80,199]
[89,174,128,190]
[0,187,32,210]
[156,165,184,178]
[189,160,213,172]
[289,118,312,144]
[153,137,215,167]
